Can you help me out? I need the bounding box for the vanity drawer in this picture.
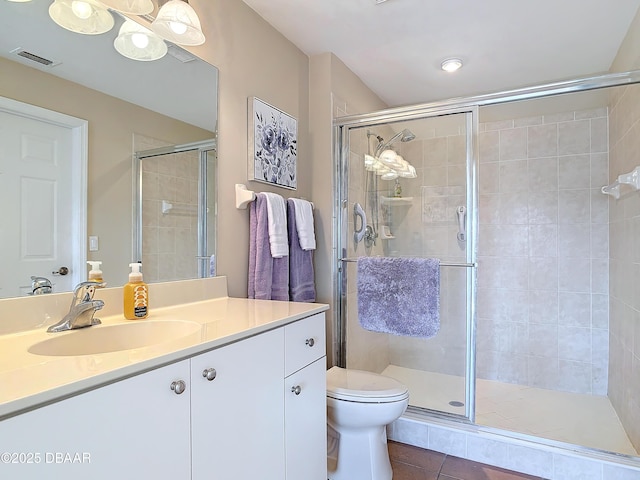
[284,313,326,376]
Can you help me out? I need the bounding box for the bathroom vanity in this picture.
[0,277,328,479]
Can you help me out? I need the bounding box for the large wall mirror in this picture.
[0,1,218,299]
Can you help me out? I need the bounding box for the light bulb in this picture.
[169,21,187,35]
[131,32,149,49]
[71,0,93,19]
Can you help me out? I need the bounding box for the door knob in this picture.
[52,266,69,276]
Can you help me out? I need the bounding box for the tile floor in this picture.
[389,441,546,479]
[382,365,637,456]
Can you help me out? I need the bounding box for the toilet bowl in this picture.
[326,366,409,480]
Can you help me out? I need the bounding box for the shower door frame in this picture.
[333,68,640,428]
[335,105,479,421]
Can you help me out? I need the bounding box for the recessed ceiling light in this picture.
[441,58,463,73]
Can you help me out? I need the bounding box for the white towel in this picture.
[262,192,288,258]
[290,198,316,250]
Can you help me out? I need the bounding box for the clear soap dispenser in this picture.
[124,262,148,320]
[87,261,103,283]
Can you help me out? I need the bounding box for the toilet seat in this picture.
[327,367,409,403]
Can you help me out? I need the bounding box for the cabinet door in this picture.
[191,328,285,480]
[0,360,191,480]
[285,357,327,480]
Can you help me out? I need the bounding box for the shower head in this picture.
[374,128,416,155]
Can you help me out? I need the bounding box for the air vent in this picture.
[167,44,196,63]
[10,48,61,68]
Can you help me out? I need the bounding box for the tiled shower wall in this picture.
[476,108,610,395]
[608,83,640,449]
[137,135,200,284]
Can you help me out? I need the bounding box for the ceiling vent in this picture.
[10,48,61,68]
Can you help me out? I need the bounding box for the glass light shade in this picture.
[100,0,154,15]
[399,165,417,178]
[364,154,376,168]
[49,0,114,35]
[379,149,401,168]
[7,0,33,3]
[381,171,399,181]
[151,0,205,46]
[114,19,168,61]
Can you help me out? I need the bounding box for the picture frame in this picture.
[248,97,297,190]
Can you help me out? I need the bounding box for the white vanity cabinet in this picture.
[191,328,285,480]
[0,359,191,480]
[284,313,327,480]
[0,312,327,480]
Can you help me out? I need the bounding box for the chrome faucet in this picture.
[30,276,52,295]
[47,281,106,333]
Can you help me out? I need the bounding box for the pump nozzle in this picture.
[128,262,143,282]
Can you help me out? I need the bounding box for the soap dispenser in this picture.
[124,262,148,320]
[87,261,103,283]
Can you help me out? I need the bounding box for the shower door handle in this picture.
[354,203,367,243]
[456,206,466,242]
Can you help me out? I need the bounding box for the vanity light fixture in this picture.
[114,19,168,61]
[49,0,114,35]
[100,0,154,15]
[151,0,205,46]
[6,0,33,3]
[441,57,463,73]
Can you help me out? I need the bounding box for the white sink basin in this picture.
[28,320,202,356]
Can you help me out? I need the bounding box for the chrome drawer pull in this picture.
[291,385,302,395]
[305,338,315,347]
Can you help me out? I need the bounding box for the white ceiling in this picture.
[242,0,640,108]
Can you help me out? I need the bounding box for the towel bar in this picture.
[339,258,476,267]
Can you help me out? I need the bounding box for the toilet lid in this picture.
[326,367,409,403]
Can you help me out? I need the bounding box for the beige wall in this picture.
[0,56,212,286]
[309,53,387,364]
[188,0,310,297]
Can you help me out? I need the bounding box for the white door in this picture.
[0,97,87,298]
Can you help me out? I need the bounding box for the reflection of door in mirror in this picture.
[0,97,86,299]
[134,139,216,283]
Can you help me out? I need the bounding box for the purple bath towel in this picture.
[357,257,440,338]
[287,199,316,302]
[248,193,289,300]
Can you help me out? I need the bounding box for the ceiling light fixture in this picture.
[100,0,154,15]
[441,58,463,73]
[114,19,168,61]
[48,0,115,35]
[152,0,205,46]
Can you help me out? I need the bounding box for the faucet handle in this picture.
[72,281,106,303]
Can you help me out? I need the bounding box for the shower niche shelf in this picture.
[380,196,413,206]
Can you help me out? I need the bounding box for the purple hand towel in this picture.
[357,256,440,338]
[287,199,316,302]
[248,193,289,300]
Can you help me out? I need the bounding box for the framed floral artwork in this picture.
[248,97,297,189]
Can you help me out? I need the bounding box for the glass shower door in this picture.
[338,107,477,420]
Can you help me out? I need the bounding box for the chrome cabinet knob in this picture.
[305,338,315,347]
[202,367,217,381]
[170,380,186,395]
[291,385,302,395]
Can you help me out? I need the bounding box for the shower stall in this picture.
[334,70,640,469]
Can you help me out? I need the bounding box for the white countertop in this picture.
[0,281,328,420]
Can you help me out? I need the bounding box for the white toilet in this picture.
[326,366,409,480]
